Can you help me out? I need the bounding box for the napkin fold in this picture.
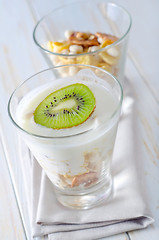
[27,79,154,239]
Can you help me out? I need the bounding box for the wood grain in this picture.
[0,137,26,240]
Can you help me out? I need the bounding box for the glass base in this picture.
[54,175,113,210]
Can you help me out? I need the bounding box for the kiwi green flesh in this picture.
[34,83,96,129]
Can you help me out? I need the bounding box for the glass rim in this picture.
[33,1,132,57]
[8,64,123,139]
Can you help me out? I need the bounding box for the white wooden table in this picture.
[0,0,159,239]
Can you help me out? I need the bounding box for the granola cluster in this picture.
[58,149,102,188]
[55,147,113,189]
[47,31,120,76]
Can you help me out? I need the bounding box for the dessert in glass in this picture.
[8,65,123,209]
[33,1,131,84]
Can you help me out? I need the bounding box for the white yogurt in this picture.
[17,70,120,189]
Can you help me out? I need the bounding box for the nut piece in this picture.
[64,30,73,40]
[76,32,91,40]
[107,47,119,57]
[89,35,96,40]
[71,172,98,187]
[69,32,100,47]
[88,46,100,52]
[69,44,83,54]
[95,32,118,42]
[97,37,105,44]
[59,174,73,187]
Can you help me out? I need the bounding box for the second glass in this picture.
[33,1,131,85]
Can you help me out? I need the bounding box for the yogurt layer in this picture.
[16,70,120,189]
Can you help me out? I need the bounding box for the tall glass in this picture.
[33,1,131,85]
[8,65,123,209]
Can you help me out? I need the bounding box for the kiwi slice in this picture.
[34,83,96,129]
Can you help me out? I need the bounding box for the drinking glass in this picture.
[33,0,131,85]
[8,65,123,209]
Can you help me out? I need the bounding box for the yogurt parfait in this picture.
[8,65,123,209]
[33,1,131,85]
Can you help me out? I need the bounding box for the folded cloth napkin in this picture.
[30,79,153,240]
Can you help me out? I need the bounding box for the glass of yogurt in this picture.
[33,1,131,85]
[8,65,123,209]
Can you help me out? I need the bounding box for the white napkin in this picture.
[29,79,153,239]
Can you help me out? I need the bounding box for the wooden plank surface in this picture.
[0,0,47,239]
[125,58,159,240]
[0,0,158,239]
[0,137,27,240]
